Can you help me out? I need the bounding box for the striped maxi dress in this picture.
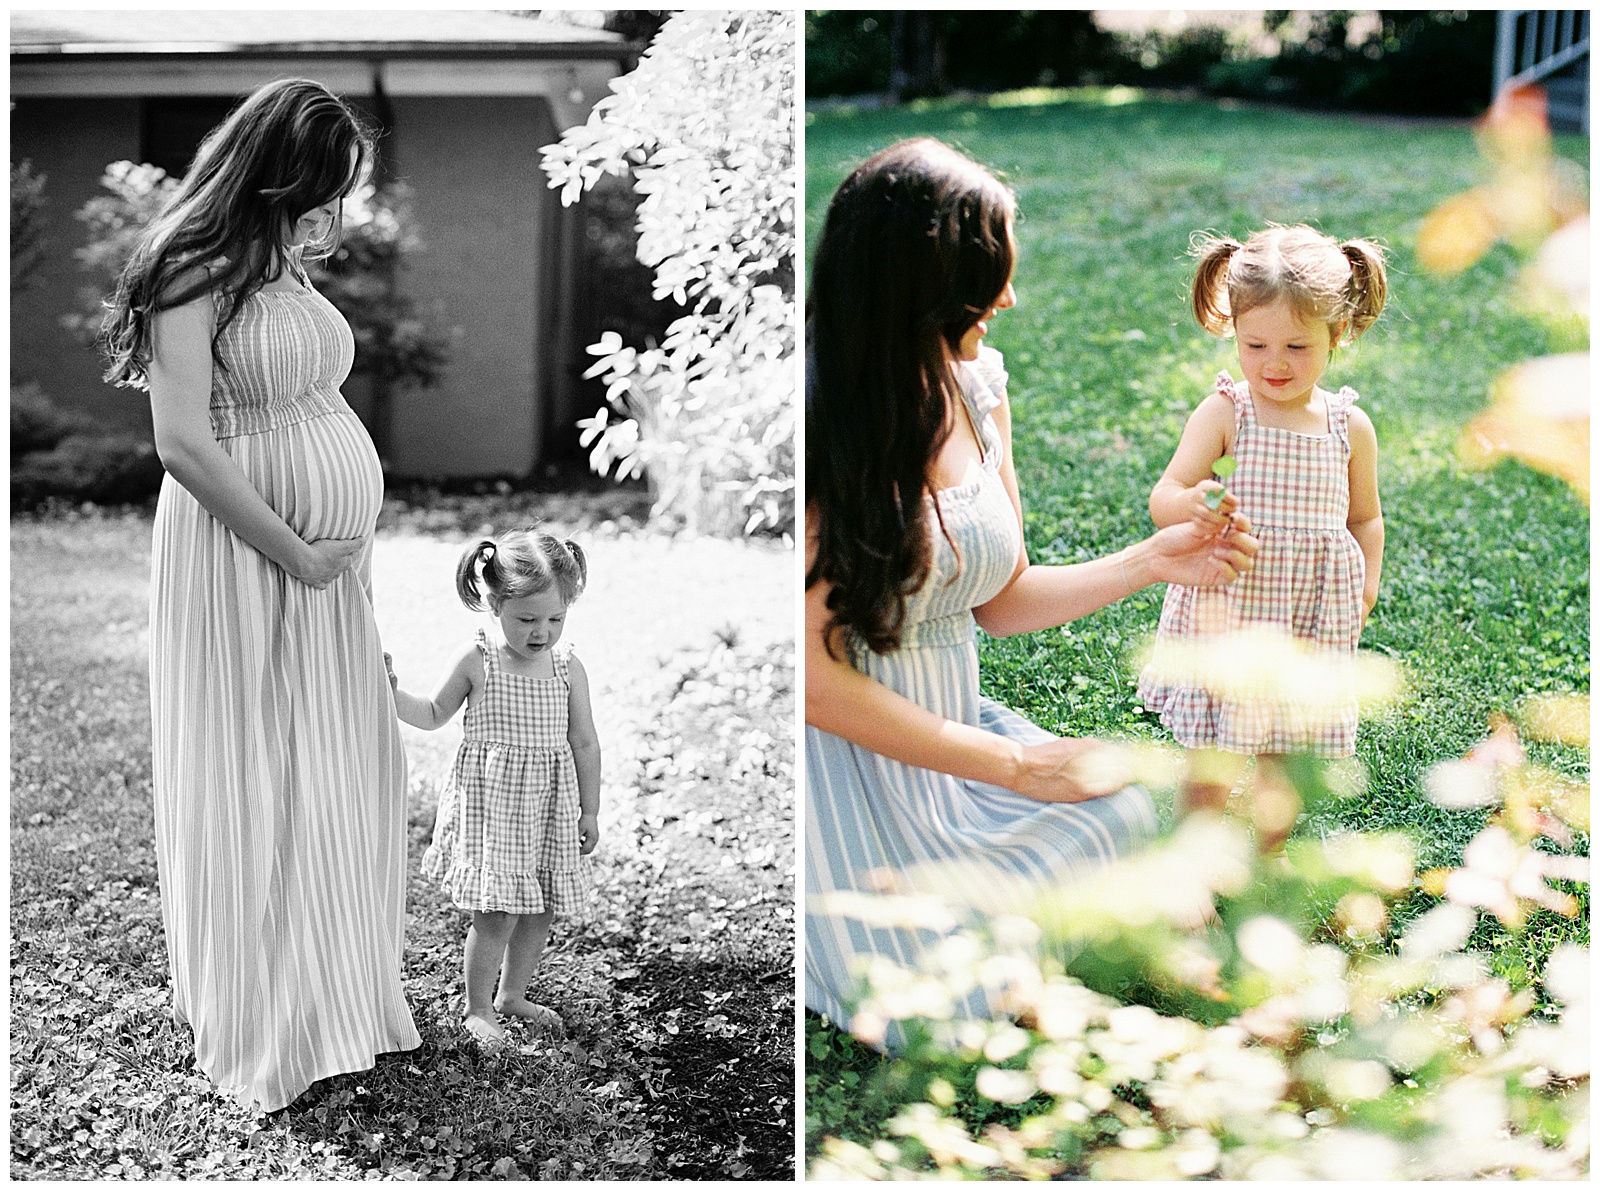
[149,267,419,1113]
[805,347,1157,1046]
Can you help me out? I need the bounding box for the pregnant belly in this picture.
[224,410,383,541]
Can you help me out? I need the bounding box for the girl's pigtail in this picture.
[1340,239,1389,340]
[563,539,589,596]
[455,538,496,611]
[1189,233,1241,335]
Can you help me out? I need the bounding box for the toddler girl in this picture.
[1137,224,1387,848]
[392,530,601,1049]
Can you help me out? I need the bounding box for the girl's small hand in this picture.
[1187,480,1237,529]
[578,813,600,855]
[293,536,365,589]
[382,652,398,690]
[1013,737,1136,803]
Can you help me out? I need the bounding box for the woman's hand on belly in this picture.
[291,536,366,589]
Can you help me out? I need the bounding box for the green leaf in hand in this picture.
[1203,457,1236,510]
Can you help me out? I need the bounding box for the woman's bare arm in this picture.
[973,387,1258,638]
[805,515,1133,803]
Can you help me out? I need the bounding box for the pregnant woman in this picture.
[102,78,420,1111]
[806,139,1259,1042]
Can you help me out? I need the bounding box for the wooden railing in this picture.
[1494,10,1590,132]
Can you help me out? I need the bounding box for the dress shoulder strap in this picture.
[553,645,573,687]
[1326,385,1360,439]
[474,628,496,674]
[1216,372,1251,431]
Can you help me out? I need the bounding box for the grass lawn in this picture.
[10,504,795,1180]
[804,91,1588,1161]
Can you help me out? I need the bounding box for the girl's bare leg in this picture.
[1251,754,1300,853]
[1177,748,1245,820]
[494,910,563,1033]
[464,910,516,1046]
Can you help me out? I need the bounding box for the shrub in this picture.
[11,381,98,461]
[11,158,49,296]
[63,162,452,408]
[11,383,164,509]
[541,9,796,538]
[810,708,1590,1180]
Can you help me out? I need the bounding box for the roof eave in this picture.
[11,40,640,63]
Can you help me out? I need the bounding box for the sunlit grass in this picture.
[805,93,1588,1165]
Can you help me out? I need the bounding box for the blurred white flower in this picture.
[1542,943,1589,1005]
[1430,951,1491,991]
[1445,825,1585,925]
[1117,1124,1163,1150]
[982,1024,1031,1064]
[1030,1043,1086,1096]
[1172,1129,1221,1176]
[815,889,958,932]
[929,931,984,984]
[1334,891,1388,938]
[1327,1059,1393,1103]
[975,1066,1036,1105]
[1423,758,1500,808]
[1243,1153,1312,1181]
[887,1102,998,1169]
[1136,625,1404,734]
[1519,692,1590,747]
[1320,831,1416,893]
[1308,1128,1403,1180]
[1030,978,1103,1041]
[1237,916,1305,976]
[1532,214,1589,315]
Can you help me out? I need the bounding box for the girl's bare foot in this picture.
[464,1011,507,1050]
[494,995,565,1036]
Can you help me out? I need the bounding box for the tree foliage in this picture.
[11,158,50,297]
[63,161,451,400]
[542,9,796,537]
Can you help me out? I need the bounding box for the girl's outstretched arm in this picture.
[1148,390,1238,529]
[566,655,602,854]
[1346,406,1384,622]
[393,640,479,730]
[972,387,1258,638]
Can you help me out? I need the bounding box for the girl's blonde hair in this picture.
[1191,224,1388,346]
[456,529,587,613]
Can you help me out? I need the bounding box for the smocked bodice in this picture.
[208,277,356,440]
[857,346,1023,656]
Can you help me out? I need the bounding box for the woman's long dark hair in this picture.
[806,138,1016,658]
[101,77,375,388]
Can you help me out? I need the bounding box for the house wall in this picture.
[384,94,558,479]
[10,86,573,479]
[11,97,150,433]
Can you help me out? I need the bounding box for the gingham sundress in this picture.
[423,630,589,915]
[1137,372,1366,757]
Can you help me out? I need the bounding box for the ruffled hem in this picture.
[1137,677,1357,758]
[422,846,590,916]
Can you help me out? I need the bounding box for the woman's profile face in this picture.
[283,143,361,249]
[953,278,1016,362]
